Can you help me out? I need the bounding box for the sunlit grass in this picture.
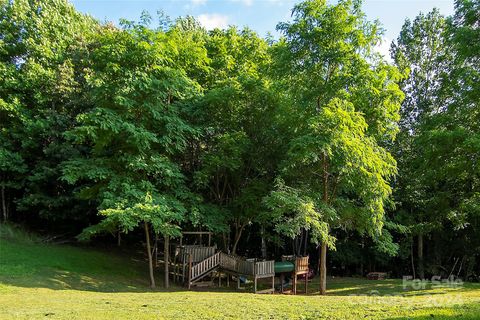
[1,238,480,319]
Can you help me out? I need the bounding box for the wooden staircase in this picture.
[186,251,275,293]
[188,252,221,286]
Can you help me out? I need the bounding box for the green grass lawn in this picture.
[1,233,480,319]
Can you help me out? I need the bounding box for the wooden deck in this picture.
[172,247,309,294]
[182,248,275,293]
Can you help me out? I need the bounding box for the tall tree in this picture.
[268,0,403,294]
[0,0,98,226]
[435,0,480,277]
[391,8,450,279]
[191,27,281,254]
[62,19,208,287]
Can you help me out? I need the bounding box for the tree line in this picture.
[0,0,479,291]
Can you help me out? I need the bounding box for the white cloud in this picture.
[197,14,229,30]
[230,0,254,7]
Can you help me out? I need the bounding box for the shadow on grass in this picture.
[0,239,260,293]
[280,276,480,298]
[0,239,167,293]
[2,239,480,297]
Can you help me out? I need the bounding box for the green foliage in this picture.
[3,0,479,281]
[0,0,99,223]
[60,20,207,239]
[267,0,403,251]
[390,0,480,277]
[264,179,335,247]
[391,8,450,130]
[188,27,282,252]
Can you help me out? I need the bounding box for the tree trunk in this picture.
[153,234,159,267]
[303,229,309,256]
[1,186,6,223]
[411,238,416,279]
[164,235,169,288]
[232,224,244,255]
[417,233,424,279]
[319,242,327,295]
[260,225,267,259]
[144,221,156,288]
[319,152,329,295]
[433,232,442,273]
[359,240,365,276]
[297,230,304,255]
[222,232,228,252]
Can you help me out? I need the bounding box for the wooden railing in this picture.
[295,256,309,273]
[218,253,273,276]
[282,255,309,274]
[180,245,216,264]
[187,250,276,288]
[238,259,255,275]
[190,252,221,281]
[219,253,239,273]
[255,260,274,276]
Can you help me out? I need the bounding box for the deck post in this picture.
[293,273,297,295]
[272,275,275,293]
[305,274,308,294]
[188,253,192,289]
[280,274,284,293]
[164,235,169,288]
[173,248,177,283]
[182,252,186,284]
[253,262,257,294]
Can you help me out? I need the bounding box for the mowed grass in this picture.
[1,229,480,319]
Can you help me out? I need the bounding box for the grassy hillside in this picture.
[1,226,480,319]
[0,224,148,292]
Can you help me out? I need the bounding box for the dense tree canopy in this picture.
[265,0,405,293]
[1,0,479,290]
[391,0,480,281]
